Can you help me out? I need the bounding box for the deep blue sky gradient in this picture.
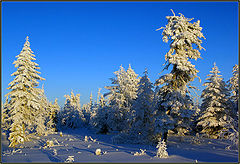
[2,2,238,106]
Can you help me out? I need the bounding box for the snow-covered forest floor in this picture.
[2,128,238,163]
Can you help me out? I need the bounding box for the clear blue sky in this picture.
[2,2,238,106]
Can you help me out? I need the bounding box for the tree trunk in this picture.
[162,131,168,143]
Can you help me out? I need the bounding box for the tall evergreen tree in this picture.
[154,10,205,142]
[105,65,129,131]
[90,90,109,134]
[6,36,45,147]
[228,64,239,118]
[125,64,140,107]
[197,63,232,138]
[128,68,154,143]
[105,65,139,132]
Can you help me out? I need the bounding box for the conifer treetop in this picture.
[156,10,205,89]
[7,36,45,93]
[203,63,224,88]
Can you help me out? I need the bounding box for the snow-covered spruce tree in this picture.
[104,65,127,132]
[153,86,197,142]
[125,64,140,108]
[104,65,139,132]
[45,99,59,133]
[154,10,205,142]
[155,140,168,158]
[35,86,49,136]
[35,85,57,135]
[219,116,238,149]
[70,91,81,110]
[89,92,93,110]
[90,89,109,134]
[51,98,60,131]
[197,63,232,138]
[127,68,154,143]
[69,91,84,122]
[221,64,239,148]
[6,36,45,147]
[96,95,109,133]
[60,91,83,129]
[82,92,94,126]
[89,89,100,127]
[190,95,201,134]
[228,64,239,119]
[122,64,140,128]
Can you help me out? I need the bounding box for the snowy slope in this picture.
[2,128,238,163]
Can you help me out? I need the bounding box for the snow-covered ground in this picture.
[2,128,238,163]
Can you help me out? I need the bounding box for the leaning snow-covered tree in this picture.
[127,68,154,143]
[104,65,139,132]
[197,63,232,138]
[6,36,45,147]
[154,10,205,142]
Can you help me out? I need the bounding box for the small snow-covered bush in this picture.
[53,149,57,156]
[46,140,54,147]
[89,136,97,142]
[133,149,146,156]
[155,140,168,158]
[95,149,102,155]
[54,139,60,145]
[84,136,88,142]
[65,156,74,163]
[3,149,22,156]
[69,138,74,141]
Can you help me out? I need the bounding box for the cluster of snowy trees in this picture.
[2,10,238,148]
